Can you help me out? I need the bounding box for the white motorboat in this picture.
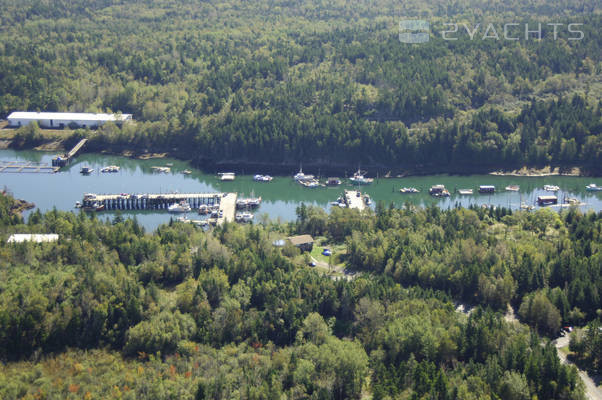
[219,172,235,181]
[457,189,473,195]
[505,185,520,192]
[100,165,120,173]
[168,201,192,213]
[400,187,419,193]
[254,174,273,182]
[544,184,560,192]
[586,183,602,192]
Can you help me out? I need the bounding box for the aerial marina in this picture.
[1,149,601,231]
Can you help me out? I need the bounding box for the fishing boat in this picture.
[80,166,94,174]
[349,170,374,185]
[168,201,192,213]
[253,174,273,182]
[181,169,192,175]
[586,183,602,192]
[219,172,235,181]
[294,166,314,182]
[505,185,520,192]
[478,185,495,194]
[457,189,473,195]
[544,184,560,192]
[429,185,450,197]
[400,187,420,193]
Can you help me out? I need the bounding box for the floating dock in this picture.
[81,192,237,225]
[52,138,88,167]
[0,161,59,173]
[344,190,366,211]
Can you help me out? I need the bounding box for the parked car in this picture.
[322,248,332,256]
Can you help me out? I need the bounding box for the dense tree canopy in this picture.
[1,0,600,172]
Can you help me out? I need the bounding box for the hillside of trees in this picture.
[1,191,600,398]
[1,0,600,173]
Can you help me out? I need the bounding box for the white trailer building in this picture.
[7,111,132,129]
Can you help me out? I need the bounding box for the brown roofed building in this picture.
[287,234,314,252]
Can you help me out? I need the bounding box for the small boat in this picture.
[544,184,560,192]
[429,185,450,197]
[235,212,254,223]
[505,185,520,192]
[95,203,105,211]
[326,177,341,186]
[151,166,171,173]
[181,169,192,175]
[74,201,81,208]
[294,166,314,182]
[520,202,535,211]
[168,201,192,213]
[198,204,209,215]
[363,194,372,205]
[300,179,320,188]
[253,174,273,182]
[80,166,94,174]
[457,189,473,195]
[236,197,262,209]
[586,183,602,192]
[400,187,420,194]
[166,163,173,167]
[100,165,120,173]
[349,170,374,185]
[219,172,235,181]
[478,185,495,194]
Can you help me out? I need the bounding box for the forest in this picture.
[1,0,601,173]
[1,191,600,399]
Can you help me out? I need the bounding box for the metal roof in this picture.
[287,235,314,246]
[7,112,132,121]
[7,234,59,243]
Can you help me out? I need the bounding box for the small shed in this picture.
[287,235,314,252]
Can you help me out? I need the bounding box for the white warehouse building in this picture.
[7,111,132,129]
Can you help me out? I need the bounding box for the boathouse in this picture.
[7,112,132,129]
[537,195,558,206]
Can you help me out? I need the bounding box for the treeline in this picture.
[1,192,598,398]
[1,0,600,172]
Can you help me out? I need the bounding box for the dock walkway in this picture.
[81,192,237,225]
[344,190,366,211]
[52,138,88,167]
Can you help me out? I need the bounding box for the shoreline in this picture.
[0,132,598,178]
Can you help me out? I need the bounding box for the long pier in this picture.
[344,190,366,211]
[52,138,88,167]
[81,192,237,225]
[0,161,59,173]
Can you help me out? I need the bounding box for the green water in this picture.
[1,149,601,231]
